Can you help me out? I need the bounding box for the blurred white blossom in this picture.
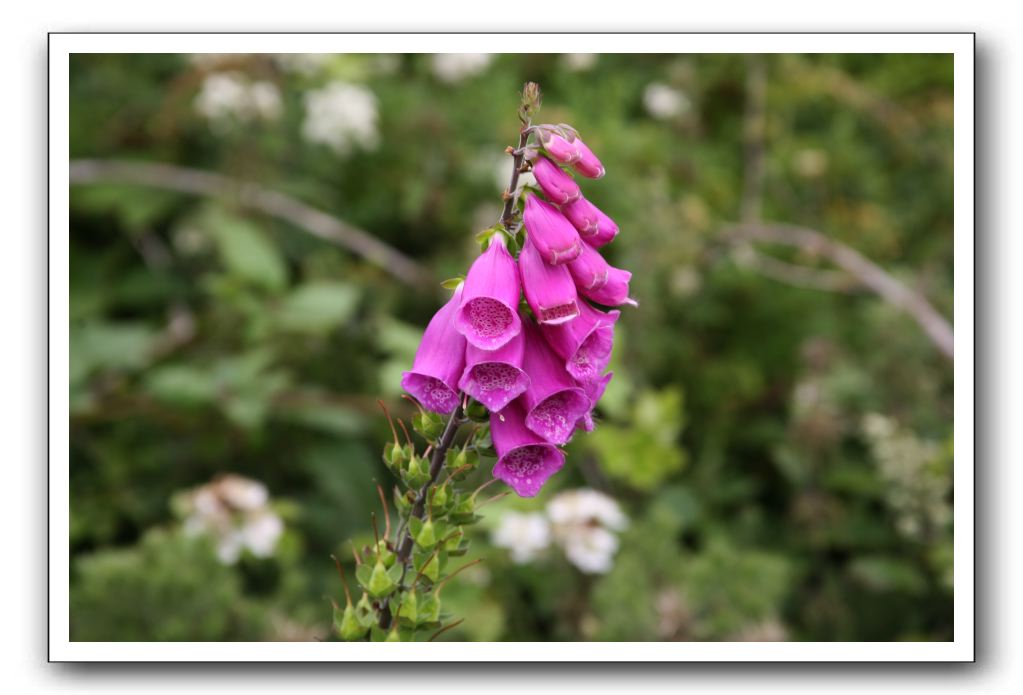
[547,489,627,574]
[194,72,282,128]
[431,53,492,83]
[274,53,332,76]
[562,53,598,72]
[178,474,284,564]
[491,512,551,564]
[643,83,690,120]
[302,82,379,155]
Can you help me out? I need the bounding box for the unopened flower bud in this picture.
[572,138,605,178]
[560,197,600,238]
[537,126,582,164]
[523,195,582,265]
[532,156,581,205]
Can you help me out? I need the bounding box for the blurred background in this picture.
[68,52,954,642]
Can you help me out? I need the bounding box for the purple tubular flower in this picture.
[490,398,565,498]
[567,242,611,291]
[523,195,582,265]
[577,372,614,432]
[572,138,605,179]
[458,329,529,413]
[540,301,620,383]
[588,206,620,248]
[537,127,582,165]
[401,286,467,414]
[520,321,591,445]
[455,234,522,350]
[532,156,581,205]
[578,265,638,308]
[560,197,600,239]
[519,237,580,326]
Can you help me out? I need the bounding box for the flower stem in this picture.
[378,401,465,630]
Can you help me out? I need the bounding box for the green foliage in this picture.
[70,530,264,641]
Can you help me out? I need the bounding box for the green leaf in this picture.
[275,282,360,333]
[144,365,218,406]
[203,208,287,292]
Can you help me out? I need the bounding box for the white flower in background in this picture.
[431,53,493,83]
[491,512,551,564]
[643,83,691,120]
[179,474,284,564]
[194,72,282,127]
[274,53,332,76]
[302,82,379,155]
[562,53,598,72]
[547,488,628,574]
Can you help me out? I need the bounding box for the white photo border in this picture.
[49,32,974,663]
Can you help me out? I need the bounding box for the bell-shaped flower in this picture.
[577,265,638,308]
[490,398,565,498]
[540,301,620,383]
[401,285,467,414]
[523,195,582,265]
[577,372,613,432]
[532,156,580,205]
[567,242,611,291]
[458,329,529,413]
[560,197,600,239]
[572,138,605,179]
[519,236,580,326]
[455,233,522,350]
[588,206,619,247]
[521,321,591,445]
[537,127,581,165]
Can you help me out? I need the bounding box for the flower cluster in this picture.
[402,123,634,497]
[491,488,628,574]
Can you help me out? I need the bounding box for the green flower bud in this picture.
[418,592,441,626]
[394,591,418,625]
[413,518,438,549]
[366,559,398,598]
[335,602,369,641]
[412,410,445,441]
[375,539,396,568]
[383,441,407,470]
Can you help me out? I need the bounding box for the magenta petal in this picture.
[577,371,614,432]
[521,321,591,445]
[578,266,637,308]
[572,138,605,179]
[490,399,565,497]
[541,301,620,382]
[567,242,611,291]
[455,236,522,350]
[560,197,600,239]
[538,128,582,165]
[588,207,619,248]
[458,330,529,412]
[532,156,580,205]
[401,286,466,414]
[523,195,582,265]
[519,237,580,326]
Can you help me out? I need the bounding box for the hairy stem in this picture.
[499,127,531,230]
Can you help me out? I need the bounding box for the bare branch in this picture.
[68,159,433,289]
[723,223,953,361]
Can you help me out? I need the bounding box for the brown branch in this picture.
[68,159,433,289]
[723,223,954,361]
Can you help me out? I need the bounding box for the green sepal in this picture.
[413,518,438,550]
[375,539,396,568]
[335,602,369,641]
[392,590,418,626]
[430,483,450,512]
[417,592,441,626]
[440,276,464,290]
[355,593,376,627]
[413,546,445,584]
[366,559,397,598]
[444,527,466,554]
[406,455,431,488]
[355,563,373,590]
[412,410,445,442]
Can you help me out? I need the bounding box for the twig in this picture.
[723,223,954,360]
[68,159,433,289]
